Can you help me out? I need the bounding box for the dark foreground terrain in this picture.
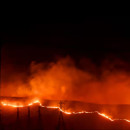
[0,103,130,130]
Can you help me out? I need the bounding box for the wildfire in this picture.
[1,100,130,123]
[1,102,24,108]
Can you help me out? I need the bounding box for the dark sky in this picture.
[1,16,130,72]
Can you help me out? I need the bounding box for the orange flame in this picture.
[1,100,130,123]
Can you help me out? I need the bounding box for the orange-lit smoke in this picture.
[1,56,130,104]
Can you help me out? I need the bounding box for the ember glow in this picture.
[1,100,130,123]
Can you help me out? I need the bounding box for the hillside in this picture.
[1,100,130,130]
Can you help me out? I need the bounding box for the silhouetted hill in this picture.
[1,101,130,130]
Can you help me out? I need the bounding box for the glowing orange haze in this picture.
[1,57,130,104]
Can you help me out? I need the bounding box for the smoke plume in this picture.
[1,56,130,104]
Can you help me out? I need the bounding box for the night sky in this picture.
[1,16,130,61]
[1,16,130,78]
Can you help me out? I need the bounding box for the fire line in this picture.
[1,100,130,123]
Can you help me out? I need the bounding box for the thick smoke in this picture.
[1,56,130,104]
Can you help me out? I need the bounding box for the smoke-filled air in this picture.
[1,56,130,104]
